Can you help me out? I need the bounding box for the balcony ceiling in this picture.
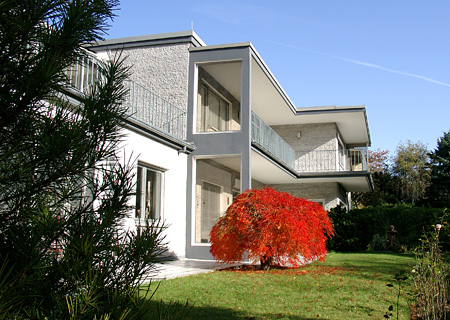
[201,53,371,147]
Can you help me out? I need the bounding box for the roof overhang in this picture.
[193,44,371,147]
[87,30,206,51]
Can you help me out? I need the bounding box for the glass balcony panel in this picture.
[251,112,296,169]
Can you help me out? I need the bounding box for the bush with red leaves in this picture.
[210,187,334,270]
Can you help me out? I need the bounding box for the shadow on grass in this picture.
[320,252,415,283]
[145,299,320,320]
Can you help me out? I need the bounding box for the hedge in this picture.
[327,206,447,252]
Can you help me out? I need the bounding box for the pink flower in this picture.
[436,224,442,230]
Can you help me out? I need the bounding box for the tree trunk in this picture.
[260,256,272,270]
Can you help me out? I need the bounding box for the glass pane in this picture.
[136,166,161,220]
[219,101,229,131]
[135,166,143,218]
[208,92,220,131]
[200,86,207,132]
[145,169,161,220]
[200,182,220,243]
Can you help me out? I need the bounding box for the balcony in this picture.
[65,53,101,94]
[295,148,369,173]
[64,55,186,141]
[251,112,296,169]
[123,80,186,141]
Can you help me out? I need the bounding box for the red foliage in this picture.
[209,187,334,268]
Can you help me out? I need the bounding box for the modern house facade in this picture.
[82,31,372,260]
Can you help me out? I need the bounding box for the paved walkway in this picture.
[148,259,239,281]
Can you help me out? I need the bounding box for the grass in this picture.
[146,252,415,320]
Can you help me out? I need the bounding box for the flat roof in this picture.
[88,30,206,51]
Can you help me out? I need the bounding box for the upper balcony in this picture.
[295,148,369,173]
[251,112,369,175]
[251,111,296,170]
[64,53,187,142]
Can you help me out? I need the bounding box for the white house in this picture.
[78,31,373,260]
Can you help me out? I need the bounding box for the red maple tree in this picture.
[209,187,334,270]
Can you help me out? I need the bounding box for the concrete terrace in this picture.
[148,259,239,281]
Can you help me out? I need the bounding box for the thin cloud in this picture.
[271,40,450,88]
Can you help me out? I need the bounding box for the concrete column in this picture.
[240,49,252,192]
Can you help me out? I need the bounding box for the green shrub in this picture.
[327,205,445,252]
[368,234,387,251]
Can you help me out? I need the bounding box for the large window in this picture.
[199,182,221,243]
[135,163,163,221]
[199,82,230,132]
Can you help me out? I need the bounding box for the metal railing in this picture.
[295,148,368,173]
[251,112,296,169]
[65,53,101,94]
[123,80,186,140]
[64,55,186,141]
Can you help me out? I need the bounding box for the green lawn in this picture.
[147,252,415,320]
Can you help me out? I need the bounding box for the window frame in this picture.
[135,162,165,224]
[199,81,231,132]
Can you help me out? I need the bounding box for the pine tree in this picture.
[0,1,165,318]
[429,131,450,208]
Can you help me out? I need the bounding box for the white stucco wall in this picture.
[118,127,188,258]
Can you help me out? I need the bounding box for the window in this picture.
[199,182,221,243]
[135,163,163,220]
[199,83,230,132]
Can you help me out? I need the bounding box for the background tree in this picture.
[0,1,165,318]
[353,148,400,208]
[392,140,431,205]
[369,148,390,173]
[210,188,333,270]
[428,131,450,208]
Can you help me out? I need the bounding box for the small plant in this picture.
[369,234,387,251]
[385,273,409,319]
[410,218,449,319]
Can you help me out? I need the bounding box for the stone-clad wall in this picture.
[271,182,346,211]
[271,123,339,151]
[120,43,191,111]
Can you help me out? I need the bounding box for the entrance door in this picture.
[200,182,221,243]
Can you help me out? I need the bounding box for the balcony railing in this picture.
[251,112,296,169]
[295,148,368,173]
[64,55,186,141]
[65,53,101,94]
[123,80,186,140]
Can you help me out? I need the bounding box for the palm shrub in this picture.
[0,1,166,318]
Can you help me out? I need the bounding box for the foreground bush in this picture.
[0,1,166,318]
[411,222,449,319]
[210,188,333,270]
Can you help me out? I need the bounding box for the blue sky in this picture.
[106,1,450,154]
